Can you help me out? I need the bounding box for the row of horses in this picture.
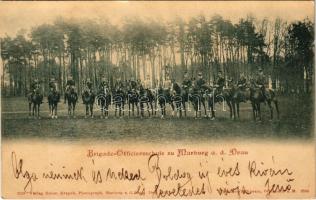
[28,82,279,121]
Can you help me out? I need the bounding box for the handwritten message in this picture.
[8,146,307,199]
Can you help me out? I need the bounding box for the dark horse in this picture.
[28,88,43,119]
[97,84,111,119]
[156,87,174,118]
[232,84,252,119]
[127,88,139,117]
[65,87,78,118]
[188,86,207,119]
[82,88,95,118]
[112,87,125,118]
[48,89,60,119]
[139,86,155,118]
[250,84,279,121]
[171,82,186,118]
[206,86,234,120]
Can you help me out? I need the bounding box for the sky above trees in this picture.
[0,1,313,37]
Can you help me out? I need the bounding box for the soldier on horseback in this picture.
[182,71,192,92]
[64,75,75,103]
[129,77,138,90]
[30,78,43,103]
[144,74,151,90]
[49,78,57,92]
[237,73,247,102]
[31,78,40,93]
[84,78,93,94]
[163,72,172,92]
[214,70,225,95]
[195,72,207,93]
[255,68,267,99]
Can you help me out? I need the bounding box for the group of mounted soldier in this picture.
[28,67,279,121]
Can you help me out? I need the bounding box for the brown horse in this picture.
[250,85,279,121]
[28,88,43,119]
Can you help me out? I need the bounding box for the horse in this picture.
[171,82,185,118]
[65,86,78,118]
[28,88,43,119]
[127,88,139,117]
[231,84,252,119]
[97,84,111,119]
[139,86,155,118]
[206,85,234,120]
[156,87,174,118]
[112,87,126,118]
[250,84,279,121]
[48,89,60,119]
[188,86,207,119]
[82,88,95,118]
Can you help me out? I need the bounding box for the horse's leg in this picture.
[210,103,215,120]
[85,104,88,118]
[178,103,182,118]
[183,102,187,117]
[67,103,70,118]
[150,102,154,116]
[32,103,35,117]
[91,104,94,118]
[227,101,232,119]
[37,104,40,119]
[202,100,207,118]
[128,103,131,117]
[122,103,125,117]
[237,102,240,118]
[257,103,262,121]
[73,103,76,118]
[170,102,175,117]
[251,102,256,121]
[29,102,32,117]
[55,104,58,119]
[232,101,236,119]
[268,100,273,120]
[141,102,144,117]
[274,100,280,120]
[199,101,202,118]
[100,103,104,119]
[146,102,150,117]
[119,104,122,118]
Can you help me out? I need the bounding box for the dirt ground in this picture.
[1,95,313,143]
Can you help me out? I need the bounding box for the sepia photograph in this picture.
[1,1,315,199]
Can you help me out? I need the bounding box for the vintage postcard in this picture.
[1,1,315,199]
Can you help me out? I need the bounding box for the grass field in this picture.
[1,95,314,143]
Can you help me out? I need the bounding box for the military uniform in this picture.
[256,69,267,98]
[163,78,172,90]
[182,76,192,91]
[195,75,207,92]
[130,80,137,90]
[144,78,151,89]
[237,76,247,90]
[85,79,93,94]
[31,79,40,93]
[49,79,57,92]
